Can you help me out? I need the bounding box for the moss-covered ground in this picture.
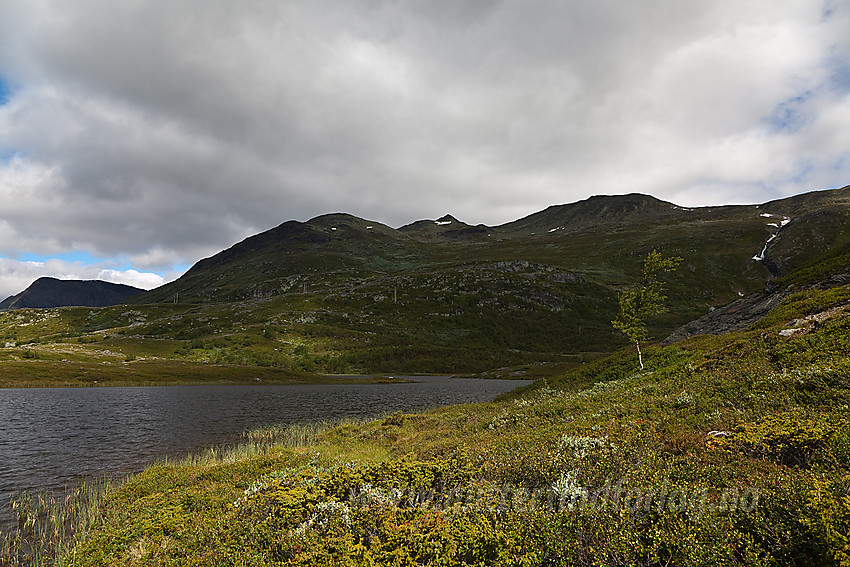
[4,281,848,566]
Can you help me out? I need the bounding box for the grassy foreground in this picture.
[5,284,850,566]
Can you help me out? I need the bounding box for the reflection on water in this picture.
[0,377,529,529]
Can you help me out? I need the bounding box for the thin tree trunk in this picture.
[636,340,644,371]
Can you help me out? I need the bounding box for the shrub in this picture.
[802,475,850,566]
[724,412,849,467]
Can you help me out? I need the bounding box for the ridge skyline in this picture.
[1,184,848,302]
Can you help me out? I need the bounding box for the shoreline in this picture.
[0,365,425,389]
[0,364,539,389]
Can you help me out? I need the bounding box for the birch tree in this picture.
[612,250,681,370]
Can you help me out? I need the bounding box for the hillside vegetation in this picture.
[3,188,850,384]
[2,188,850,565]
[7,259,846,565]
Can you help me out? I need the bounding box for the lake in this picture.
[0,376,529,531]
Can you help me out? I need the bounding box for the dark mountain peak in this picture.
[183,219,330,276]
[400,213,466,229]
[397,213,489,241]
[546,192,676,217]
[307,212,363,226]
[29,276,60,285]
[588,192,667,203]
[497,192,681,235]
[0,277,142,310]
[306,213,395,235]
[135,213,420,304]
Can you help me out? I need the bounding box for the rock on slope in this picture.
[664,267,850,343]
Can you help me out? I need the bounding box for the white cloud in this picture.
[0,0,848,273]
[95,269,166,291]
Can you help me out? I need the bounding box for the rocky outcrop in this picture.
[662,289,794,344]
[664,267,850,344]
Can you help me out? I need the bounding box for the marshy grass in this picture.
[1,479,115,567]
[0,416,375,566]
[242,419,352,446]
[175,417,369,468]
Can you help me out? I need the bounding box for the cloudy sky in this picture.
[0,1,848,299]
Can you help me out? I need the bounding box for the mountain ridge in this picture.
[3,185,849,377]
[134,186,850,308]
[6,190,849,563]
[0,277,143,310]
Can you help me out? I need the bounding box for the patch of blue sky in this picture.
[13,251,187,277]
[825,52,850,94]
[0,150,23,163]
[830,152,849,176]
[0,77,20,164]
[764,48,849,135]
[17,251,109,266]
[790,159,814,184]
[0,76,18,163]
[764,90,815,134]
[0,75,12,105]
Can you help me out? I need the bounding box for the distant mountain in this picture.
[5,186,850,376]
[118,185,850,367]
[0,277,143,310]
[136,186,850,307]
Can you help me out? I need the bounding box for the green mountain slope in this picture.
[135,187,850,309]
[4,187,850,562]
[2,186,849,381]
[29,255,850,566]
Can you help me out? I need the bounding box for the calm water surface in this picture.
[0,377,529,530]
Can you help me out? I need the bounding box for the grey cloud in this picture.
[0,0,848,274]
